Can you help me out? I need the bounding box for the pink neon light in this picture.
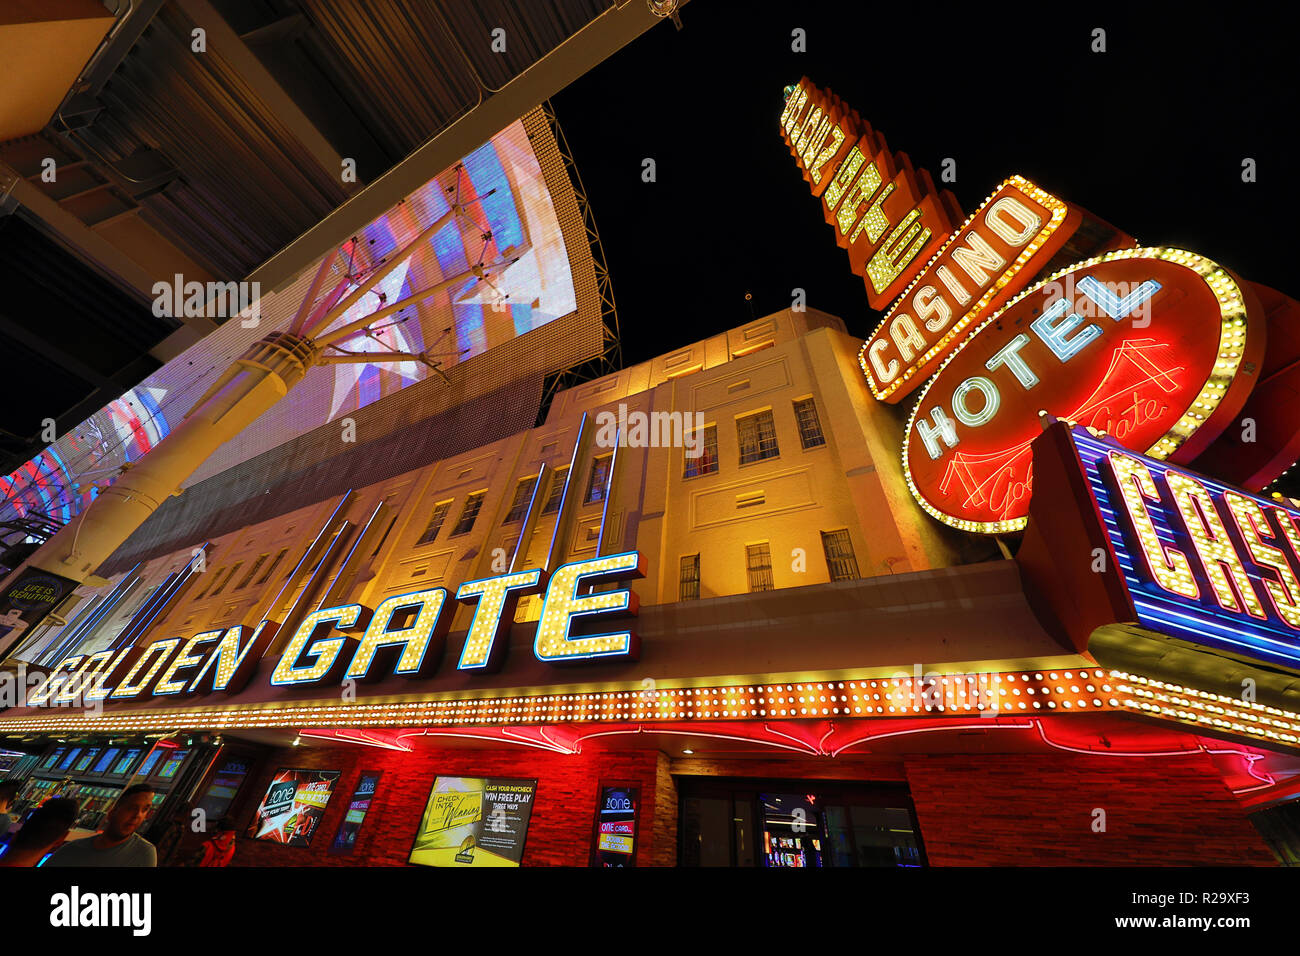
[572,725,820,756]
[1033,721,1276,793]
[392,727,571,754]
[298,729,412,751]
[829,720,1036,757]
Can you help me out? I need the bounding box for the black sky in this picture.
[552,2,1299,369]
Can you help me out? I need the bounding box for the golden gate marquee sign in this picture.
[24,551,645,709]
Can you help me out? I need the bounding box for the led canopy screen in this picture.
[1,109,588,528]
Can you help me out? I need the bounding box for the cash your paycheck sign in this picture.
[22,550,645,710]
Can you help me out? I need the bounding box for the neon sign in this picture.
[27,551,644,707]
[903,247,1263,533]
[781,77,963,310]
[860,177,1085,403]
[1073,429,1300,672]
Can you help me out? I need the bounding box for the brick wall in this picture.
[200,742,670,868]
[904,752,1276,866]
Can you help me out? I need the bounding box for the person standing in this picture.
[0,797,79,867]
[44,783,157,867]
[188,818,238,867]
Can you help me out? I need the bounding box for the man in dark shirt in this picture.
[0,797,78,867]
[46,783,157,867]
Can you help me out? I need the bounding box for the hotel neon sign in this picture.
[902,247,1263,534]
[25,550,645,708]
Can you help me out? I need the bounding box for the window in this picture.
[679,554,701,601]
[235,555,267,590]
[542,466,569,514]
[821,529,860,582]
[256,549,288,585]
[737,410,779,465]
[451,492,486,537]
[193,568,222,600]
[504,476,538,524]
[210,563,241,597]
[371,495,402,555]
[418,500,453,544]
[683,424,719,479]
[793,397,826,449]
[746,543,774,592]
[585,455,612,504]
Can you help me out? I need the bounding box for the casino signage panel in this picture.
[781,78,1300,543]
[780,77,964,310]
[1020,424,1300,677]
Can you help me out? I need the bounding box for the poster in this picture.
[328,772,382,855]
[592,785,639,867]
[0,568,78,658]
[253,768,340,846]
[408,777,536,867]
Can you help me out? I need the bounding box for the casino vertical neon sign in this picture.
[1075,430,1300,671]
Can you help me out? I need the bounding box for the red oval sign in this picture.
[903,247,1264,533]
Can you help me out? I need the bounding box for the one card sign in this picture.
[329,772,382,855]
[592,784,640,867]
[253,768,340,846]
[408,776,536,868]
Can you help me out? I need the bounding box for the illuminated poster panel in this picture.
[591,784,640,867]
[328,771,382,856]
[253,768,341,847]
[408,776,536,868]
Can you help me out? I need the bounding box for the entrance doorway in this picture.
[678,777,924,867]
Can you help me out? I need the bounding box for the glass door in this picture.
[678,777,925,867]
[758,793,825,868]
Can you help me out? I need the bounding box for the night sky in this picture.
[552,2,1299,369]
